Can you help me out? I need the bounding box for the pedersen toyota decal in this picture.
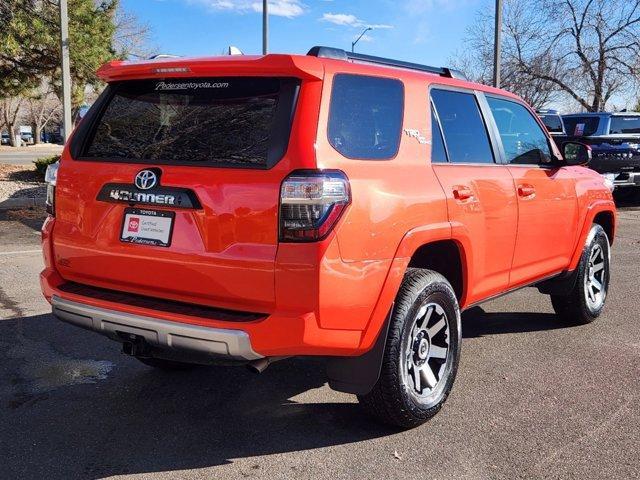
[97,184,201,209]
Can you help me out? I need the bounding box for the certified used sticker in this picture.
[120,208,175,247]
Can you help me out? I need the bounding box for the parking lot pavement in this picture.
[0,208,638,480]
[0,145,63,165]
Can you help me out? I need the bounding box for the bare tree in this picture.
[450,1,561,109]
[452,0,640,112]
[26,82,62,144]
[514,0,640,111]
[0,97,24,147]
[114,8,157,59]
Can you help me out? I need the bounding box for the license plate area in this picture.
[120,208,175,247]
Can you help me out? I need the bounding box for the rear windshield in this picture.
[77,77,300,168]
[328,74,404,160]
[562,116,600,137]
[609,116,640,134]
[539,114,564,133]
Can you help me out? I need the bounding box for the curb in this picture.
[0,197,45,211]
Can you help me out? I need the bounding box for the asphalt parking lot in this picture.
[1,206,639,480]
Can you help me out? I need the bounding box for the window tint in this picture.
[562,116,600,137]
[81,77,299,168]
[487,97,552,165]
[609,116,640,134]
[430,89,494,164]
[328,74,403,159]
[430,108,448,163]
[539,114,564,133]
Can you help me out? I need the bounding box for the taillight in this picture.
[279,170,350,242]
[44,161,59,216]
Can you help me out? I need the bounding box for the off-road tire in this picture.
[551,224,610,324]
[358,269,461,429]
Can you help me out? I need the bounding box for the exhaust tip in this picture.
[246,356,288,374]
[246,358,270,374]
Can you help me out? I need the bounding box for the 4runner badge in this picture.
[404,128,429,145]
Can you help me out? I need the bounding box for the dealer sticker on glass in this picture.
[120,208,175,247]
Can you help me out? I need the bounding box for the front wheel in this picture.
[358,269,461,429]
[551,224,610,324]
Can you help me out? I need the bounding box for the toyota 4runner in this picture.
[41,47,616,428]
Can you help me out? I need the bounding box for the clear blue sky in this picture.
[123,0,493,66]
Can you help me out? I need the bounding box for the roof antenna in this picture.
[227,46,244,56]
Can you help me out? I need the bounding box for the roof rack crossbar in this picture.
[306,46,466,80]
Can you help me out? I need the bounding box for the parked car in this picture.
[561,112,640,192]
[1,132,9,145]
[20,132,33,144]
[536,109,566,146]
[40,46,616,428]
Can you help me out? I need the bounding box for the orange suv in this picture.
[41,47,616,428]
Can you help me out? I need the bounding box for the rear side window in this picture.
[562,116,600,137]
[609,116,640,134]
[430,89,495,164]
[488,97,552,165]
[328,74,403,160]
[77,77,300,168]
[539,114,564,133]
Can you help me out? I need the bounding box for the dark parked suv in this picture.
[562,112,640,193]
[537,109,566,141]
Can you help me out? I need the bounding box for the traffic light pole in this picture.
[493,0,503,88]
[262,0,268,55]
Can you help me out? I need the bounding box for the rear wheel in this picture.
[358,269,461,429]
[551,224,610,324]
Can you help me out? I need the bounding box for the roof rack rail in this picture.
[307,46,467,80]
[148,54,181,60]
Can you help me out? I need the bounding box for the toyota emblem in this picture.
[134,170,158,190]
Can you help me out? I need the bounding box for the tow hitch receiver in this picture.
[120,334,151,357]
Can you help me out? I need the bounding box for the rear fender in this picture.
[328,222,470,395]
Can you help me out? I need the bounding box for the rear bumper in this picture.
[52,295,263,361]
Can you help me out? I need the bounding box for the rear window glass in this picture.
[562,116,600,137]
[609,116,640,134]
[539,114,564,133]
[328,74,404,160]
[80,77,299,168]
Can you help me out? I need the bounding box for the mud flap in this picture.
[536,269,579,295]
[325,306,392,395]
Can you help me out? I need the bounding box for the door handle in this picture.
[453,186,474,201]
[517,184,536,198]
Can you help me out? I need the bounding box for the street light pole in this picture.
[59,0,72,143]
[493,0,503,88]
[352,27,372,53]
[262,0,268,55]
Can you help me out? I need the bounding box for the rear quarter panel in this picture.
[314,66,449,264]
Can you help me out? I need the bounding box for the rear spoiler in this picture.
[97,54,324,82]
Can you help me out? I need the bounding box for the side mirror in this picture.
[563,142,591,166]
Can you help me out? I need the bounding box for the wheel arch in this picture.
[569,201,616,271]
[327,226,470,395]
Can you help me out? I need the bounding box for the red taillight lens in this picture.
[279,170,350,242]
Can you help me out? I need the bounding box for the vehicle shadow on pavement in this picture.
[461,306,578,338]
[1,314,396,479]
